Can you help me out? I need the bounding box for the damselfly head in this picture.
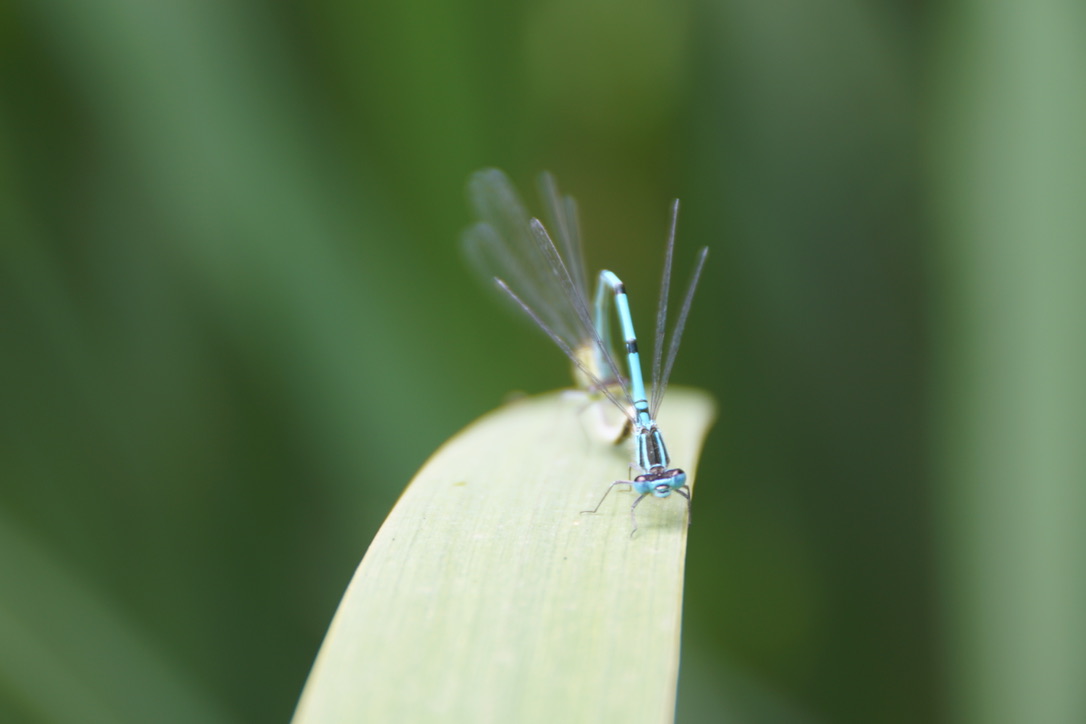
[633,468,687,498]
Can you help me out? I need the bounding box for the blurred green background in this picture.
[2,0,1083,722]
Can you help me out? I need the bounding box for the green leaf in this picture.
[293,388,716,723]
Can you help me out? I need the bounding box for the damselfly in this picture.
[463,169,708,536]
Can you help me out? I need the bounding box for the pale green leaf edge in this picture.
[293,387,716,724]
